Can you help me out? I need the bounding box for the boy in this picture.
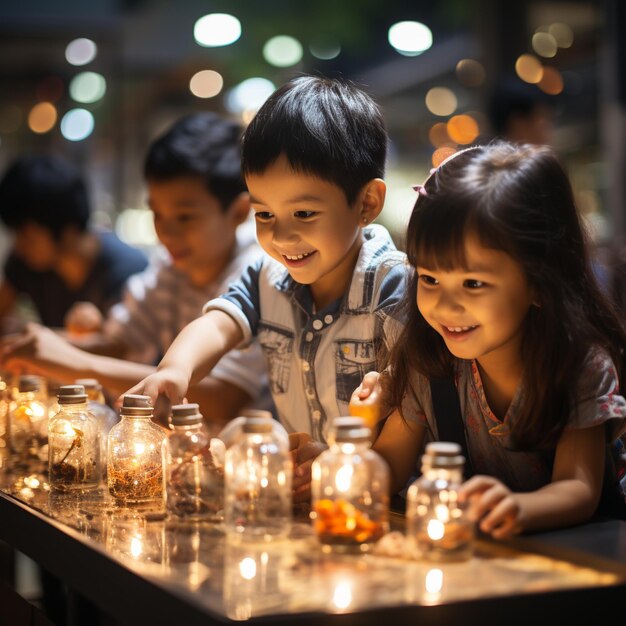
[127,76,407,448]
[0,153,148,332]
[2,112,269,424]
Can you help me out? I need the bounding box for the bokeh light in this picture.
[428,123,451,148]
[538,66,564,95]
[388,21,433,56]
[549,22,574,48]
[309,38,341,60]
[194,13,241,47]
[263,35,303,67]
[515,54,543,84]
[189,70,224,98]
[28,102,57,134]
[425,87,457,117]
[446,114,479,144]
[60,108,94,141]
[432,146,457,168]
[455,59,486,87]
[69,71,106,103]
[65,38,97,66]
[532,32,558,58]
[225,77,276,115]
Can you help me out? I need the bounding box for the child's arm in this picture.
[460,423,606,539]
[125,310,244,406]
[372,409,426,493]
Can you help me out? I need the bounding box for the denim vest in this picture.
[205,224,408,442]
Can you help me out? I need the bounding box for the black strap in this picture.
[429,377,474,478]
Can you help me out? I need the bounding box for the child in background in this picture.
[126,76,407,465]
[2,113,270,425]
[355,142,626,538]
[0,153,148,332]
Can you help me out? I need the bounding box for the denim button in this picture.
[312,410,321,420]
[305,332,313,342]
[324,314,333,324]
[312,319,323,330]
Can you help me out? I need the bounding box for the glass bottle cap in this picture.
[57,384,88,404]
[242,416,274,433]
[18,374,42,393]
[331,416,371,442]
[171,403,203,425]
[239,409,273,420]
[424,441,465,468]
[121,394,153,417]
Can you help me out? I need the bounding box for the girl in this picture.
[356,142,626,539]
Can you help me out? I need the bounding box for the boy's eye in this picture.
[418,274,438,286]
[463,279,485,289]
[254,211,273,221]
[294,210,316,218]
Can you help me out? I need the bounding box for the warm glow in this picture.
[425,87,457,117]
[332,580,353,610]
[28,103,57,134]
[427,518,445,540]
[515,54,543,84]
[549,22,574,48]
[428,122,451,148]
[134,442,146,456]
[432,146,457,168]
[130,535,143,558]
[532,32,558,58]
[446,114,479,145]
[334,464,353,493]
[538,66,564,95]
[425,568,444,593]
[189,70,223,98]
[239,557,257,580]
[455,59,486,87]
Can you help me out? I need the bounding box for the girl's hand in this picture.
[459,475,524,540]
[349,371,382,428]
[289,432,328,504]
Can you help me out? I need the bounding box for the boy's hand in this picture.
[122,367,190,413]
[64,301,104,336]
[349,370,382,428]
[459,475,523,540]
[289,432,328,504]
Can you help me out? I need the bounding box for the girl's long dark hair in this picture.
[385,142,626,448]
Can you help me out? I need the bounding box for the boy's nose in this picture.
[271,221,299,245]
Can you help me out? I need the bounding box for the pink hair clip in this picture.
[412,184,429,197]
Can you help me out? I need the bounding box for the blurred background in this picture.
[0,0,624,253]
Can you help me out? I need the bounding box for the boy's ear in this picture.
[226,192,251,227]
[359,179,386,226]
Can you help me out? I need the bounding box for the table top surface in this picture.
[2,451,626,625]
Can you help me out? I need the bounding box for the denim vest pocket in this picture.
[335,340,377,403]
[258,323,294,394]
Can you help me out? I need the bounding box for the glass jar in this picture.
[163,403,224,521]
[107,394,165,504]
[405,441,474,562]
[75,378,118,481]
[8,374,48,465]
[311,416,389,553]
[48,384,100,491]
[224,415,292,541]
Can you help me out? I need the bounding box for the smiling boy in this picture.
[128,76,407,442]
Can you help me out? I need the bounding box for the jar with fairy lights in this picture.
[406,441,474,562]
[48,385,100,491]
[224,415,292,541]
[311,416,389,552]
[8,374,48,464]
[163,403,224,521]
[107,394,165,504]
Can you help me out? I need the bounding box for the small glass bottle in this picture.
[311,416,389,552]
[48,384,100,491]
[8,374,48,464]
[405,441,474,562]
[163,403,224,521]
[75,378,118,481]
[224,415,292,541]
[107,394,165,505]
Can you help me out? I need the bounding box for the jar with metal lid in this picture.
[311,416,389,552]
[107,394,165,504]
[406,441,474,562]
[48,384,100,491]
[224,415,292,541]
[8,374,48,464]
[163,403,224,521]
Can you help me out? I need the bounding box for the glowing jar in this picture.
[107,394,165,504]
[406,441,474,562]
[8,374,48,463]
[224,415,292,541]
[311,416,389,553]
[163,403,224,521]
[48,385,100,491]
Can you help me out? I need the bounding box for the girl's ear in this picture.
[227,192,251,227]
[359,178,386,226]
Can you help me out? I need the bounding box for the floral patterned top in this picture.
[400,349,626,494]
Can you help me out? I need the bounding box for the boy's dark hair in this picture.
[241,75,387,205]
[0,154,90,238]
[144,112,246,211]
[384,141,626,449]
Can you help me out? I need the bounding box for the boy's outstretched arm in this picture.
[125,310,244,406]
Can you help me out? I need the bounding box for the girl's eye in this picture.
[294,210,316,218]
[464,279,485,289]
[418,274,438,286]
[254,211,273,221]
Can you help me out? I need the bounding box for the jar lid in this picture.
[239,409,273,420]
[57,384,88,404]
[17,374,43,393]
[171,403,202,425]
[121,394,153,417]
[242,416,274,434]
[423,441,465,468]
[330,416,371,442]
